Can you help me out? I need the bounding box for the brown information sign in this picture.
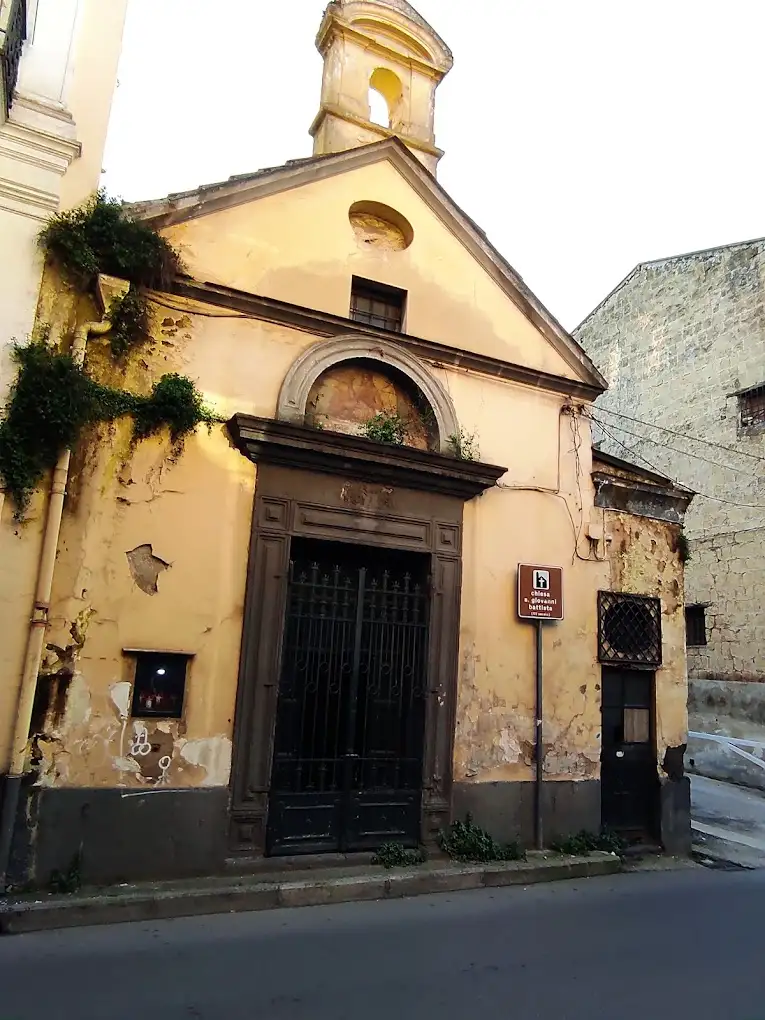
[517,564,564,621]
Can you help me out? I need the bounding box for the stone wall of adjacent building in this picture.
[686,526,765,682]
[575,240,765,682]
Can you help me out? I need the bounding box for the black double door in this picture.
[601,667,659,837]
[267,539,430,856]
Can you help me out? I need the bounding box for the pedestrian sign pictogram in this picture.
[517,564,563,621]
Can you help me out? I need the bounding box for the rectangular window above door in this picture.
[350,277,406,332]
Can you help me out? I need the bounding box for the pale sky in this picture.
[102,0,765,329]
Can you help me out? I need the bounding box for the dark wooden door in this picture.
[266,538,430,856]
[601,668,658,836]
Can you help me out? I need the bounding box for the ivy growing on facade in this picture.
[38,190,184,357]
[0,194,216,516]
[0,340,219,514]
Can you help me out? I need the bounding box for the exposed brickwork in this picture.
[575,240,765,681]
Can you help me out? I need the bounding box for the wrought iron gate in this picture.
[267,540,430,856]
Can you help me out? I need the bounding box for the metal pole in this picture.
[534,619,544,851]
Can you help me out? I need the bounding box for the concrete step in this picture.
[0,851,621,935]
[222,850,378,875]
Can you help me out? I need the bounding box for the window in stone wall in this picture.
[738,384,765,432]
[685,605,707,647]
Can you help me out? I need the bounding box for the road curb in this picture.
[0,853,620,934]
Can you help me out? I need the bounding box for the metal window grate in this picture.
[598,592,662,667]
[1,0,26,117]
[739,384,765,430]
[350,278,405,332]
[685,605,707,647]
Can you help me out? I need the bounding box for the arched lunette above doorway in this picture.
[277,336,460,454]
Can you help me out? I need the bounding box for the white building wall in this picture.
[0,0,128,400]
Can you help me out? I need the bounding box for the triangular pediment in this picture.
[132,140,606,395]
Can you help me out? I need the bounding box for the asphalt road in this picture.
[1,867,764,1020]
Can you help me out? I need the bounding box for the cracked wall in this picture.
[604,510,688,771]
[454,473,688,793]
[454,401,607,791]
[0,273,256,788]
[0,167,689,829]
[30,412,252,790]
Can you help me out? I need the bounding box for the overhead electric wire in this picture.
[594,405,765,464]
[588,413,762,478]
[592,417,765,511]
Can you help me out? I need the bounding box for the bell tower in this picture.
[310,0,453,176]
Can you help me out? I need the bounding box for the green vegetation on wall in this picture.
[361,410,410,446]
[0,192,214,517]
[439,815,524,863]
[0,340,219,514]
[38,191,184,358]
[38,190,182,290]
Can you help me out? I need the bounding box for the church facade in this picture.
[0,0,692,887]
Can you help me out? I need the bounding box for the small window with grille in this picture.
[685,605,707,646]
[350,277,406,332]
[598,592,662,667]
[738,384,765,431]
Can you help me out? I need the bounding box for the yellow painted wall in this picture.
[0,188,687,800]
[0,280,91,775]
[0,265,602,788]
[0,492,45,774]
[312,3,445,172]
[162,160,580,380]
[603,510,688,765]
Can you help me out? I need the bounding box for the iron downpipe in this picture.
[0,282,125,891]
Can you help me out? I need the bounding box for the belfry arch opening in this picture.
[368,67,403,129]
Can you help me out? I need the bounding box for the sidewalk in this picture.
[0,851,621,934]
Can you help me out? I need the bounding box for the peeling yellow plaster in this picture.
[605,511,688,770]
[179,737,233,788]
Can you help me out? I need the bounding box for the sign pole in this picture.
[534,618,544,851]
[517,564,562,854]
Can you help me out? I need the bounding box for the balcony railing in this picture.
[1,0,26,117]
